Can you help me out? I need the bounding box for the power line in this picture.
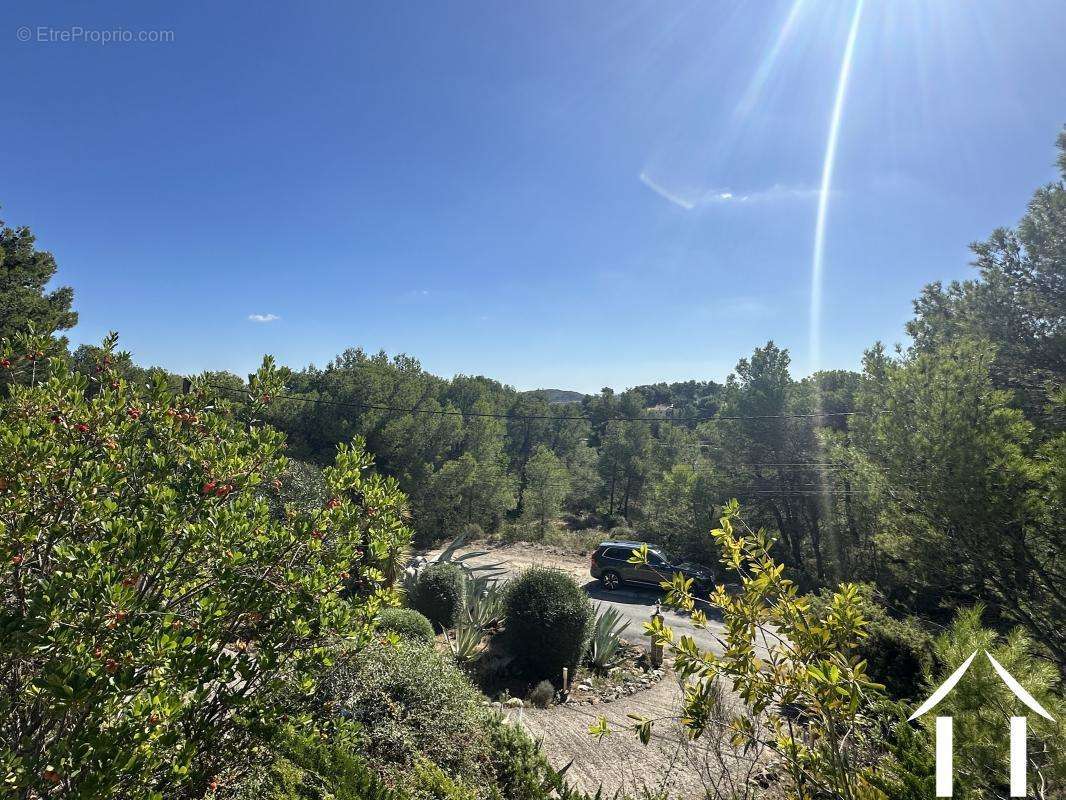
[201,382,885,425]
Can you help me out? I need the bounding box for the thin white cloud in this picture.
[640,172,821,210]
[248,313,280,323]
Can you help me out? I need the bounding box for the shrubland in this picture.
[0,332,409,797]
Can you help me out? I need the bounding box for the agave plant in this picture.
[445,622,484,666]
[462,574,505,632]
[585,605,628,671]
[402,529,507,594]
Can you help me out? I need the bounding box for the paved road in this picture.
[582,581,728,656]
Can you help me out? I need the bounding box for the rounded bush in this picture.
[322,639,493,790]
[377,607,435,643]
[504,567,594,680]
[408,562,464,629]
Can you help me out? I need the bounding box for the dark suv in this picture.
[589,540,713,595]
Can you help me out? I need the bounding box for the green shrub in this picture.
[0,333,411,798]
[408,759,479,800]
[321,639,494,791]
[504,568,593,680]
[409,562,464,629]
[378,607,435,642]
[484,719,568,800]
[808,584,932,700]
[860,614,931,700]
[865,701,936,800]
[236,726,400,800]
[529,680,555,708]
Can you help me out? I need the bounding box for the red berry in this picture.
[42,769,61,784]
[11,554,23,566]
[127,408,142,420]
[75,423,89,433]
[105,658,119,674]
[202,481,217,494]
[0,358,10,368]
[327,498,341,510]
[311,530,323,540]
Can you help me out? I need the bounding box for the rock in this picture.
[491,701,502,708]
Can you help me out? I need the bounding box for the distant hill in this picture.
[525,388,587,405]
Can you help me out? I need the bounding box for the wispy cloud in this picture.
[640,171,821,210]
[248,313,280,323]
[639,172,697,209]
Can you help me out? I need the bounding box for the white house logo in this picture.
[909,650,1055,797]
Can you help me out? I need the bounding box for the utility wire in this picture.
[201,382,885,425]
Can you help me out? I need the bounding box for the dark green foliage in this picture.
[0,219,77,342]
[408,562,464,629]
[321,640,494,790]
[504,568,594,680]
[236,727,401,800]
[377,607,435,642]
[859,615,932,701]
[808,586,932,700]
[484,719,570,800]
[865,703,937,800]
[0,336,411,799]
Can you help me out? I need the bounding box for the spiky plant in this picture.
[585,606,628,671]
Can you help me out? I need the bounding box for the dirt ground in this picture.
[426,539,592,581]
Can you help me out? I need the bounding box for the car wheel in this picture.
[601,570,622,591]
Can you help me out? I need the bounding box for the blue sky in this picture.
[4,1,1065,392]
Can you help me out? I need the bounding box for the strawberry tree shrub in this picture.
[503,568,593,681]
[0,332,411,798]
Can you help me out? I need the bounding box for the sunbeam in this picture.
[809,0,864,373]
[733,0,807,121]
